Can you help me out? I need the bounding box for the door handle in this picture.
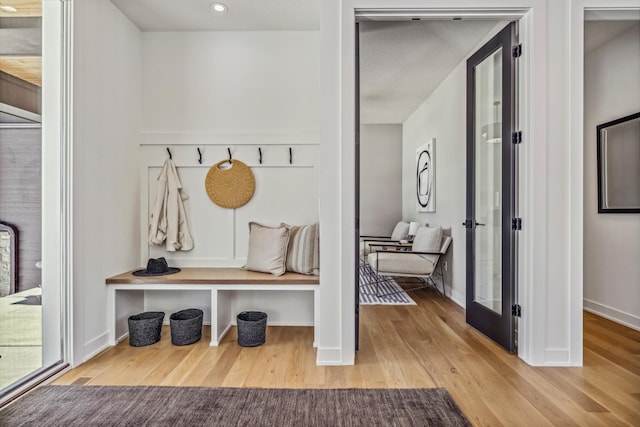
[463,220,485,228]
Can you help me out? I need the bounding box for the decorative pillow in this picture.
[244,222,290,276]
[390,221,410,241]
[285,223,319,275]
[411,226,443,255]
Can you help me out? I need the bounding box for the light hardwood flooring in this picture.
[53,289,640,426]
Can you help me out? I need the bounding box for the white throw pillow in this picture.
[244,222,290,276]
[412,226,443,254]
[390,221,410,240]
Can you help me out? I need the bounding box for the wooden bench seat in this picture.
[106,268,319,347]
[106,268,320,285]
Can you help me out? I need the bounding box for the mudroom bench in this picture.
[106,268,319,347]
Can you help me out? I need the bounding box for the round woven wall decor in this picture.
[205,159,256,209]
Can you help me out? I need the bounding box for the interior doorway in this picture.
[355,11,523,352]
[582,9,640,333]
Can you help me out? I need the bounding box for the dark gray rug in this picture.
[0,386,471,426]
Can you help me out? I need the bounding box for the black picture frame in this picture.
[596,111,640,213]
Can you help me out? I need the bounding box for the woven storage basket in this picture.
[128,311,164,347]
[205,159,255,209]
[169,308,203,346]
[236,311,267,347]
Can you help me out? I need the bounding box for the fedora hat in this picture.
[133,257,181,276]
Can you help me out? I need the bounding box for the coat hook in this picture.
[258,147,262,164]
[197,147,202,164]
[228,147,232,164]
[166,147,172,160]
[289,147,292,164]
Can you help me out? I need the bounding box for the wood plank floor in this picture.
[53,289,640,426]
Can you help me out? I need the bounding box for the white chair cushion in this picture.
[390,221,410,240]
[412,226,443,253]
[367,252,435,276]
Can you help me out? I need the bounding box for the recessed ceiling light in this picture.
[0,5,18,12]
[211,2,227,14]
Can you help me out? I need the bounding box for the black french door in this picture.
[465,22,518,352]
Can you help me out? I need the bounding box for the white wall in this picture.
[138,32,320,326]
[583,23,640,330]
[360,124,402,236]
[72,0,142,364]
[142,32,320,134]
[402,63,467,305]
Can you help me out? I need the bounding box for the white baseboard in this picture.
[543,348,573,366]
[583,299,640,331]
[83,332,110,363]
[316,347,343,365]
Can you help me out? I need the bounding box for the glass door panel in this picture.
[474,49,503,315]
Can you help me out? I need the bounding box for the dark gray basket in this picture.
[128,311,164,347]
[237,311,267,347]
[170,308,203,346]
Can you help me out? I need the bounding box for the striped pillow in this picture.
[286,223,319,275]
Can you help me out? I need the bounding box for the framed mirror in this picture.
[597,112,640,213]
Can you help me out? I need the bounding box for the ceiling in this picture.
[110,0,320,31]
[584,20,639,53]
[359,20,503,124]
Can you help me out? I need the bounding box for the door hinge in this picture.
[511,218,522,230]
[512,131,522,144]
[512,304,522,317]
[512,44,522,58]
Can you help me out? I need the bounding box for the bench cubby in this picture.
[106,268,319,347]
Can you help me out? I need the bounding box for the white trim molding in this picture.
[584,299,640,331]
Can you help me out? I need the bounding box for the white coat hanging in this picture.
[148,158,194,251]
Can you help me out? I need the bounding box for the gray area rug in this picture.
[0,386,471,426]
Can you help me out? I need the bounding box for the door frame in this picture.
[348,8,530,363]
[319,0,568,367]
[0,0,74,406]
